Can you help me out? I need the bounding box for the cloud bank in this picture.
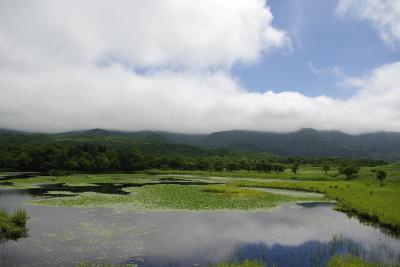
[0,0,288,70]
[0,0,399,134]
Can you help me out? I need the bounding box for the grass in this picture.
[0,208,28,242]
[212,260,266,267]
[146,167,342,181]
[327,255,390,267]
[3,163,398,188]
[33,184,320,211]
[150,163,400,182]
[231,179,400,232]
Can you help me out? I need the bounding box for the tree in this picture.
[226,161,239,171]
[375,170,387,186]
[291,163,300,174]
[213,162,224,171]
[256,161,273,173]
[94,154,111,171]
[339,164,360,179]
[195,159,209,171]
[66,159,79,170]
[273,164,285,174]
[322,164,331,175]
[239,159,251,171]
[16,151,32,170]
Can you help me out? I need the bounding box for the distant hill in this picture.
[1,128,400,161]
[179,129,400,161]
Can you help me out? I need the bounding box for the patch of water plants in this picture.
[0,208,28,242]
[32,184,321,210]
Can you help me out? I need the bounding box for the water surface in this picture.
[0,181,399,266]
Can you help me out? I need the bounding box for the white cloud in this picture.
[0,0,289,70]
[1,61,400,134]
[336,0,400,47]
[0,1,399,134]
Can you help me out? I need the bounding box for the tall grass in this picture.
[0,208,28,241]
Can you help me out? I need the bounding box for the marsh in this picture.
[0,174,399,267]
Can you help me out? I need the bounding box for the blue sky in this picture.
[233,0,399,98]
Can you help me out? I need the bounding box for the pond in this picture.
[0,177,399,266]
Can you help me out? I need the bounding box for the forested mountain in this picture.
[179,129,400,161]
[1,128,400,162]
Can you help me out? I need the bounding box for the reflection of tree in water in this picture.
[230,235,400,267]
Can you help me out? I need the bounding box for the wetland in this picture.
[0,171,399,266]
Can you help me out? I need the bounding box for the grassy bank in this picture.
[146,168,340,181]
[232,179,400,232]
[147,163,400,182]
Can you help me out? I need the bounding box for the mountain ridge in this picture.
[1,128,400,161]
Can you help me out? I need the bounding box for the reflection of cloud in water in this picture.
[142,204,400,265]
[1,189,399,266]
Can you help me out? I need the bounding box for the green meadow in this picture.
[229,163,400,231]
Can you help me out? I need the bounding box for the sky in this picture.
[0,0,399,134]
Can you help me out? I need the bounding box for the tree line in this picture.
[0,141,386,173]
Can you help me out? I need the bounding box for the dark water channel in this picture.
[0,175,399,266]
[23,179,221,197]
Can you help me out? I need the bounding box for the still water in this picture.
[0,184,399,266]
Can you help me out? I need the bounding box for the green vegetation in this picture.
[375,170,387,186]
[0,128,387,173]
[232,179,400,231]
[33,184,319,210]
[143,168,342,181]
[1,163,398,229]
[291,162,300,174]
[2,128,400,160]
[212,260,265,267]
[1,129,399,266]
[0,208,28,242]
[7,173,153,188]
[1,163,399,231]
[339,164,361,179]
[323,163,331,174]
[327,255,387,267]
